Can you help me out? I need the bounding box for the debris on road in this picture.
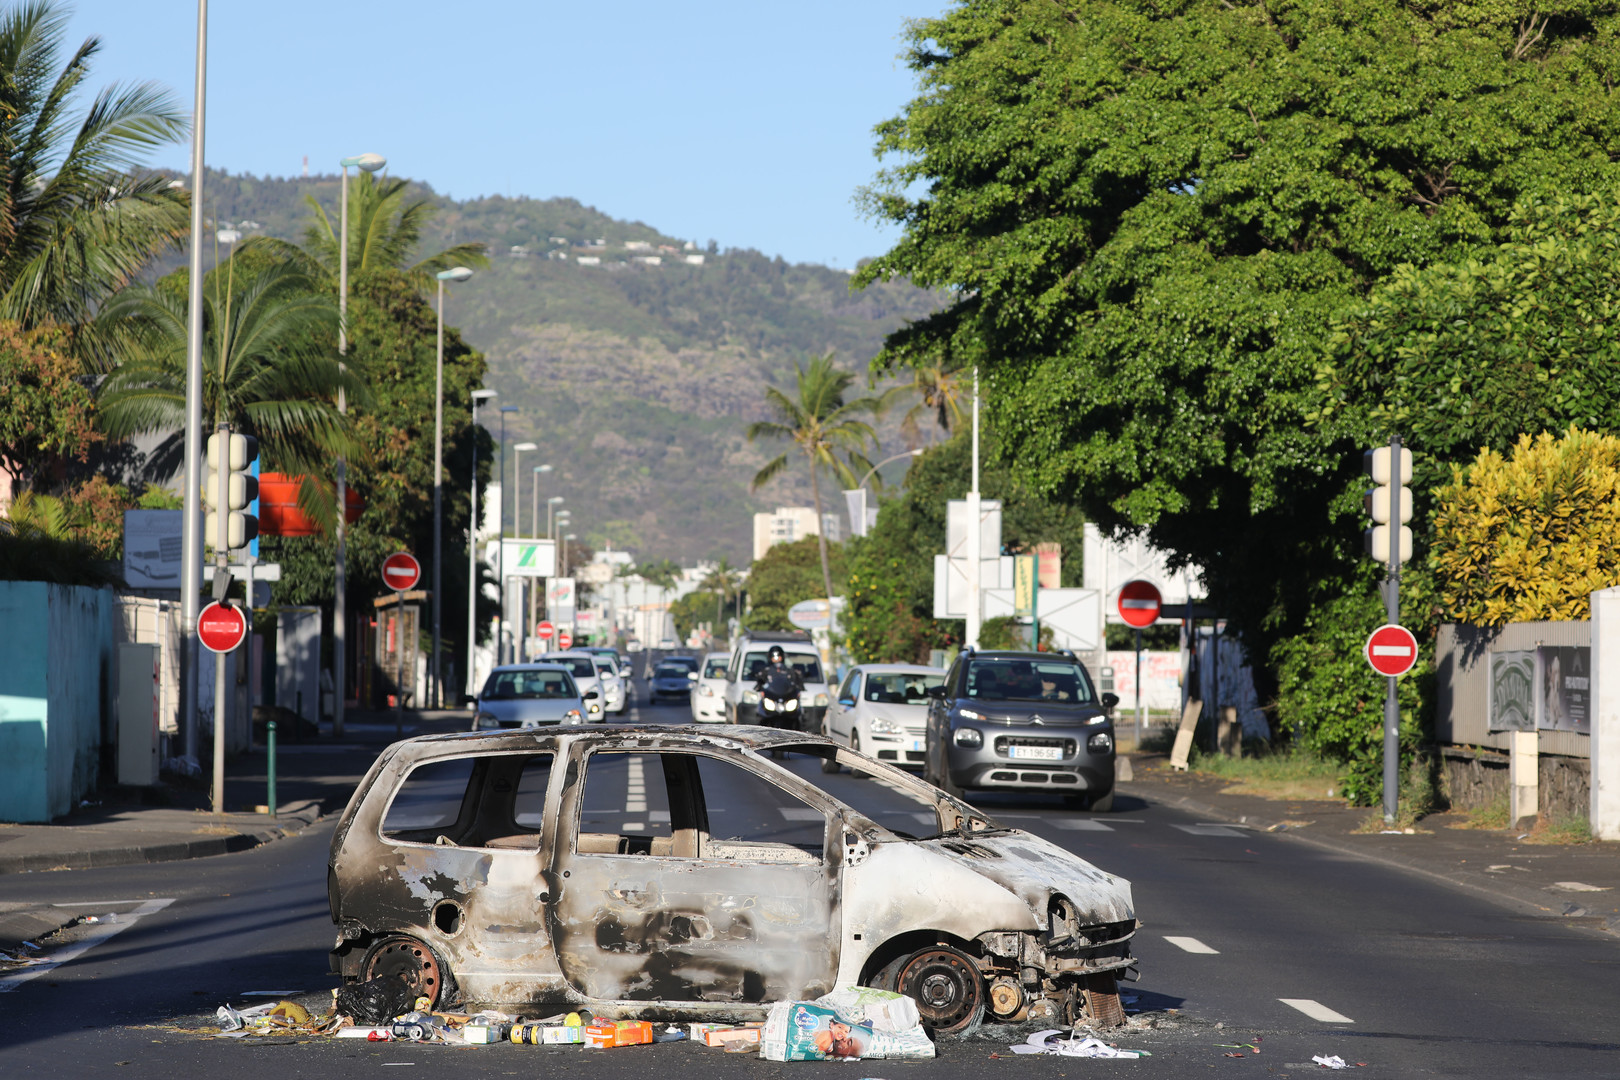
[761,1000,935,1061]
[1311,1054,1369,1069]
[1007,1028,1147,1058]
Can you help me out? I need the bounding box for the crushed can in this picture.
[391,1021,426,1041]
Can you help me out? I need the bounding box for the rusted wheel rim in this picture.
[364,937,442,1007]
[896,946,985,1034]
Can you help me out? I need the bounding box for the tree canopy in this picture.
[858,0,1620,671]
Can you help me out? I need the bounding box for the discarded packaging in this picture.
[762,1002,934,1061]
[814,986,922,1033]
[464,1021,510,1044]
[1008,1029,1146,1058]
[690,1023,764,1048]
[585,1020,654,1048]
[335,1027,391,1039]
[335,975,415,1025]
[1312,1055,1350,1070]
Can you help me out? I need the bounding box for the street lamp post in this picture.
[510,443,537,656]
[547,495,565,539]
[845,448,924,539]
[431,266,475,709]
[179,0,209,766]
[497,406,518,663]
[334,150,386,739]
[466,389,497,700]
[529,464,552,632]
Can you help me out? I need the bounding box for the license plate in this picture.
[909,739,925,753]
[1009,745,1062,761]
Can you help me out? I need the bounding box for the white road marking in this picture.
[1172,824,1249,837]
[1553,881,1610,892]
[1053,819,1115,831]
[1163,935,1219,954]
[779,807,824,821]
[624,756,647,814]
[0,899,174,992]
[1280,998,1354,1023]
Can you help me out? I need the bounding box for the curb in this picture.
[1115,780,1620,937]
[0,802,326,877]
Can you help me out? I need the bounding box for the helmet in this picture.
[768,645,785,663]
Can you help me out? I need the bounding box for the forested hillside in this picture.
[178,169,940,561]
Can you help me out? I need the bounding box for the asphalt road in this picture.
[2,690,1618,1078]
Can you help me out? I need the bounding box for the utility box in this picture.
[277,606,323,729]
[117,643,160,785]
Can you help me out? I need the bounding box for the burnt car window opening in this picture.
[575,752,680,857]
[382,753,555,849]
[692,756,825,859]
[864,672,944,703]
[966,660,1094,703]
[702,657,727,679]
[771,750,993,840]
[483,670,577,699]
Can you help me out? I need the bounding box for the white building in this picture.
[753,507,841,561]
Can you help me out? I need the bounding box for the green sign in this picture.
[1013,554,1038,617]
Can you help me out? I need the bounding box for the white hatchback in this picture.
[823,663,946,773]
[689,650,730,723]
[538,651,609,721]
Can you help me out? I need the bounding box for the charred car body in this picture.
[327,726,1137,1032]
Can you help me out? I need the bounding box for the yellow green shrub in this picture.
[1431,428,1620,626]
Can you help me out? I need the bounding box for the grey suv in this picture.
[925,649,1120,811]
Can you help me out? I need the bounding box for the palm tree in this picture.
[95,257,364,530]
[0,1,189,332]
[699,557,743,633]
[898,362,968,449]
[246,170,489,288]
[634,558,682,643]
[747,352,884,604]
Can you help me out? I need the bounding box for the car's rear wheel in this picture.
[892,945,986,1035]
[362,935,448,1008]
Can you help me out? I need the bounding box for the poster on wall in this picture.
[1488,650,1535,732]
[1536,645,1591,734]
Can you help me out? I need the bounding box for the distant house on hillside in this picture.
[631,255,662,266]
[548,236,567,245]
[509,245,530,258]
[546,250,569,260]
[576,256,602,266]
[684,254,705,266]
[624,240,653,251]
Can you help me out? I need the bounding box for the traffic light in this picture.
[1363,444,1412,564]
[205,430,259,551]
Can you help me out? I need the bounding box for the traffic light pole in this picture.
[213,421,230,815]
[1383,432,1402,825]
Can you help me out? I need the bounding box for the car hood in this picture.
[923,829,1134,923]
[479,697,581,722]
[958,699,1108,727]
[861,701,928,730]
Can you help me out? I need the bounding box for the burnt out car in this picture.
[327,726,1137,1032]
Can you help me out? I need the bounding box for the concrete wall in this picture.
[1435,621,1591,758]
[0,581,115,822]
[1440,745,1590,821]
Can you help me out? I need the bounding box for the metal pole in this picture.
[1134,626,1143,753]
[1384,431,1403,824]
[266,717,277,818]
[466,397,484,701]
[212,423,229,814]
[334,163,349,740]
[394,593,405,737]
[432,279,445,709]
[180,0,209,767]
[498,409,510,663]
[965,367,982,649]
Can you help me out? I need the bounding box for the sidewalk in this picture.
[1117,751,1620,935]
[0,708,472,948]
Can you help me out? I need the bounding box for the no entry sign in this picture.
[1365,623,1419,677]
[381,551,421,593]
[557,630,574,650]
[1117,579,1162,628]
[198,601,247,654]
[537,620,556,641]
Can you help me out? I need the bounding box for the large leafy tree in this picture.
[858,0,1620,690]
[0,0,188,332]
[748,352,885,605]
[0,322,98,495]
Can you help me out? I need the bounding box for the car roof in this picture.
[703,650,729,660]
[854,663,947,675]
[540,651,599,660]
[489,663,571,673]
[967,650,1081,661]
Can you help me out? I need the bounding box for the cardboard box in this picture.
[585,1020,654,1048]
[690,1023,763,1048]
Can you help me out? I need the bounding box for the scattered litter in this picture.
[691,1022,764,1048]
[1009,1029,1146,1058]
[762,1000,934,1061]
[815,986,922,1032]
[1218,1041,1261,1054]
[584,1019,655,1047]
[1553,881,1611,892]
[334,975,416,1025]
[241,990,304,997]
[1310,1054,1369,1069]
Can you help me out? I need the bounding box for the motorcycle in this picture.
[755,668,805,731]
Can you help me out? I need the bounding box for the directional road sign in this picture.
[1365,623,1419,677]
[537,620,556,641]
[1117,579,1162,628]
[381,551,422,593]
[198,601,248,654]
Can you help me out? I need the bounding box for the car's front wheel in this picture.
[891,944,985,1035]
[361,935,449,1009]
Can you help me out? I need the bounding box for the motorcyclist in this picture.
[754,645,805,699]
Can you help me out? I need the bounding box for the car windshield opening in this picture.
[764,749,1003,840]
[966,660,1093,703]
[864,672,944,704]
[654,663,687,678]
[703,659,728,678]
[484,671,577,699]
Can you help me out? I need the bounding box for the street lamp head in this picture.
[565,533,577,540]
[437,266,474,283]
[549,496,565,505]
[500,405,519,414]
[534,464,552,474]
[341,153,387,172]
[514,442,538,452]
[471,389,497,403]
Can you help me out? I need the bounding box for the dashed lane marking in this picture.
[0,898,175,992]
[1172,824,1250,837]
[1163,935,1219,954]
[1279,998,1354,1023]
[1053,819,1115,832]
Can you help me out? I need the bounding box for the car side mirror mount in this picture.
[838,697,856,707]
[1101,692,1120,710]
[584,690,599,699]
[925,686,946,699]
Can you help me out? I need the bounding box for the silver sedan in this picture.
[821,663,946,773]
[471,664,588,729]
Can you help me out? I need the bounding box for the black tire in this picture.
[892,945,986,1035]
[362,935,449,1008]
[819,721,841,774]
[1088,788,1115,813]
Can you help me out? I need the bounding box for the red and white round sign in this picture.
[557,630,574,650]
[1117,579,1163,628]
[1365,623,1419,677]
[198,601,248,654]
[381,550,421,592]
[537,620,555,641]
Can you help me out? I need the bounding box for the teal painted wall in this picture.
[0,581,114,822]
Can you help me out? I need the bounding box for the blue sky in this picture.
[67,0,946,269]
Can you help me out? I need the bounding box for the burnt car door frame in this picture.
[548,743,844,1008]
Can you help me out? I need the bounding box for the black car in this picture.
[924,648,1119,811]
[648,660,696,700]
